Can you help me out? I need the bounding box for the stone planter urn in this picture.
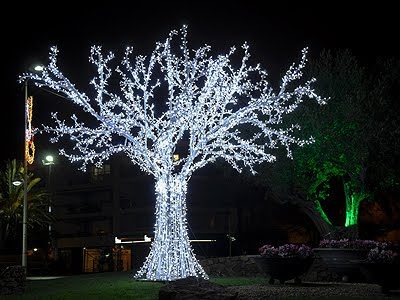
[313,248,368,282]
[252,256,314,284]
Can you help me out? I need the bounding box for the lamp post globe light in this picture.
[33,65,44,72]
[43,155,54,164]
[12,180,23,186]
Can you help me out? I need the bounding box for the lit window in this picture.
[92,164,111,180]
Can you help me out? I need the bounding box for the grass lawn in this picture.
[1,272,265,300]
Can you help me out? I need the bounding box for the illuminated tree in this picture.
[21,27,325,281]
[293,50,370,229]
[248,52,400,240]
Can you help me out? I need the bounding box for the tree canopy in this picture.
[251,50,400,236]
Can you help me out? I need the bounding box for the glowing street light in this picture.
[12,180,23,186]
[43,155,54,165]
[33,65,44,72]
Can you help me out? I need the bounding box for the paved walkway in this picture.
[228,282,400,299]
[26,276,65,280]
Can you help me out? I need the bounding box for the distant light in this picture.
[173,154,180,162]
[12,180,23,186]
[34,65,44,72]
[45,155,54,162]
[43,155,55,165]
[33,248,38,252]
[189,239,217,243]
[115,235,153,244]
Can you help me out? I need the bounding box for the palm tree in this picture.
[0,159,53,247]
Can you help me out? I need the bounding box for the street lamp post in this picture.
[21,64,43,271]
[22,81,28,269]
[42,155,55,251]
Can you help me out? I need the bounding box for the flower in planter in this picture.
[258,244,313,259]
[361,246,400,293]
[318,239,398,251]
[367,248,399,264]
[319,239,378,249]
[315,239,399,283]
[365,241,399,264]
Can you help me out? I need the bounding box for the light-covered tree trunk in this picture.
[134,174,207,281]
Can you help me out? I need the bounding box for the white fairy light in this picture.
[20,26,326,281]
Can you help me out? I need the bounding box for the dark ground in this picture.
[228,282,400,299]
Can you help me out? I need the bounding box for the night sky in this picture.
[2,2,398,165]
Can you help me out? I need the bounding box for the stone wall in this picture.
[0,266,26,295]
[199,255,263,277]
[199,255,339,282]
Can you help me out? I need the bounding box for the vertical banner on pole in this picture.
[25,96,35,165]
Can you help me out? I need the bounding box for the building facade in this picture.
[40,154,271,274]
